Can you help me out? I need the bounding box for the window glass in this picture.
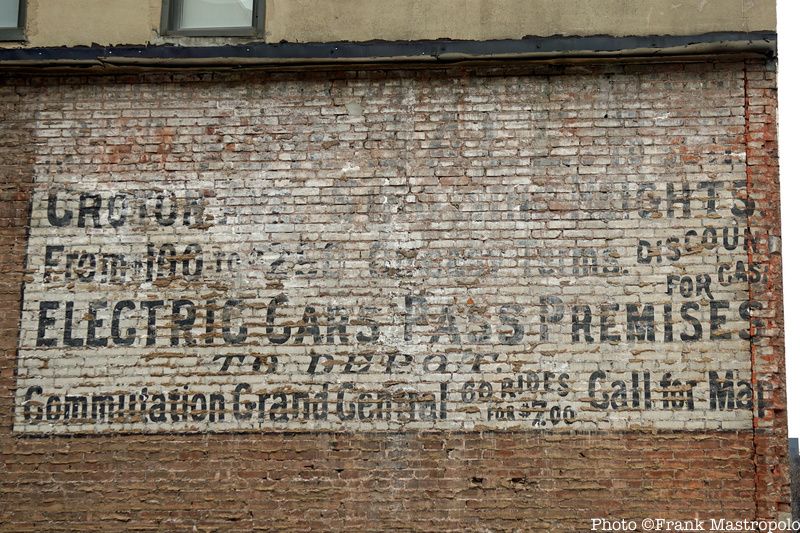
[178,0,252,30]
[0,0,20,28]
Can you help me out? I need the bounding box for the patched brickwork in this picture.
[0,59,788,530]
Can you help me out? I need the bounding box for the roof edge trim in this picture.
[0,31,776,67]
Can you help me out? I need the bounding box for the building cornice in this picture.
[0,31,777,70]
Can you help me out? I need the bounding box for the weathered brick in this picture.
[0,59,788,531]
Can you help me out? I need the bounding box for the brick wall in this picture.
[0,59,788,531]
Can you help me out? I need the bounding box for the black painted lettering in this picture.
[182,243,203,281]
[307,354,333,375]
[355,307,380,344]
[695,274,713,299]
[610,380,627,409]
[701,227,717,249]
[108,193,128,228]
[680,302,702,341]
[183,196,205,226]
[666,182,690,218]
[386,353,414,373]
[739,300,765,340]
[157,244,177,279]
[663,304,673,342]
[294,306,322,344]
[600,303,620,342]
[23,386,43,422]
[666,275,680,295]
[698,180,722,215]
[154,192,177,226]
[571,305,594,343]
[710,300,731,340]
[626,304,655,342]
[466,311,491,344]
[63,301,84,347]
[209,393,225,422]
[266,294,291,344]
[47,191,73,227]
[87,301,108,347]
[148,394,167,422]
[422,354,447,374]
[336,383,356,420]
[665,237,681,261]
[636,183,660,218]
[731,179,755,218]
[44,245,64,282]
[539,296,563,342]
[233,383,254,421]
[77,193,102,228]
[708,371,735,410]
[404,295,428,341]
[326,306,349,345]
[36,302,59,346]
[222,299,247,345]
[171,300,196,346]
[46,395,62,421]
[140,300,165,346]
[358,393,374,420]
[429,307,460,344]
[723,226,740,251]
[499,305,523,345]
[190,393,207,422]
[588,370,609,409]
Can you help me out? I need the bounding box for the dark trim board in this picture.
[0,31,777,68]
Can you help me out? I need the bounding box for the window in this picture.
[162,0,265,37]
[0,0,25,41]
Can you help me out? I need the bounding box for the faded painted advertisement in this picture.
[13,69,768,433]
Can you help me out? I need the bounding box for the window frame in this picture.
[0,0,26,42]
[161,0,265,38]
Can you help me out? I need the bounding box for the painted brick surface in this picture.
[0,59,789,530]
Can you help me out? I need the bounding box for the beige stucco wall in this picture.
[9,0,776,48]
[23,0,161,47]
[267,0,776,43]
